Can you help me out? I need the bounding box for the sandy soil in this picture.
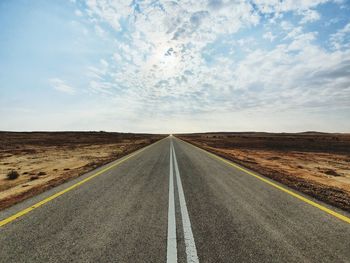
[178,133,350,211]
[217,149,350,192]
[0,132,165,210]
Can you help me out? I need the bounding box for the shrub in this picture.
[30,175,39,180]
[325,169,340,177]
[7,170,19,180]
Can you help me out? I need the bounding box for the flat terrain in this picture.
[0,132,165,210]
[177,132,350,211]
[0,137,349,263]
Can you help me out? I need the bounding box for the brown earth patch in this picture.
[0,132,166,210]
[177,132,350,212]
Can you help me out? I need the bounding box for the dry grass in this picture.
[178,133,350,211]
[215,148,350,193]
[0,132,165,210]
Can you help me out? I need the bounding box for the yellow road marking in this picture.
[0,138,166,227]
[177,138,350,224]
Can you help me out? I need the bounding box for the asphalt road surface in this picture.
[1,136,349,263]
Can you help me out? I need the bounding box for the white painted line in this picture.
[172,142,199,263]
[167,141,177,263]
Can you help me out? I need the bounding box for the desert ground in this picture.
[0,132,165,210]
[177,132,350,211]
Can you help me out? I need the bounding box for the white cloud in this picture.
[49,78,76,94]
[330,22,350,50]
[299,9,321,24]
[3,0,349,133]
[75,9,83,17]
[252,0,330,13]
[263,31,276,41]
[75,0,350,131]
[85,0,132,31]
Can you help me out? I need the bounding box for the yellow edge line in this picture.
[177,138,350,224]
[0,138,165,227]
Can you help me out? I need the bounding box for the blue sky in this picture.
[1,0,350,133]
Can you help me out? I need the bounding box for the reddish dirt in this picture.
[177,132,350,212]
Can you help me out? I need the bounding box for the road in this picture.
[0,136,349,262]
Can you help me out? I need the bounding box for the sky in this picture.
[0,0,350,133]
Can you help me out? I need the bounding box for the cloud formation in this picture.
[1,0,349,132]
[78,0,350,120]
[49,78,76,94]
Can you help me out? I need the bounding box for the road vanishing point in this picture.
[0,136,349,262]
